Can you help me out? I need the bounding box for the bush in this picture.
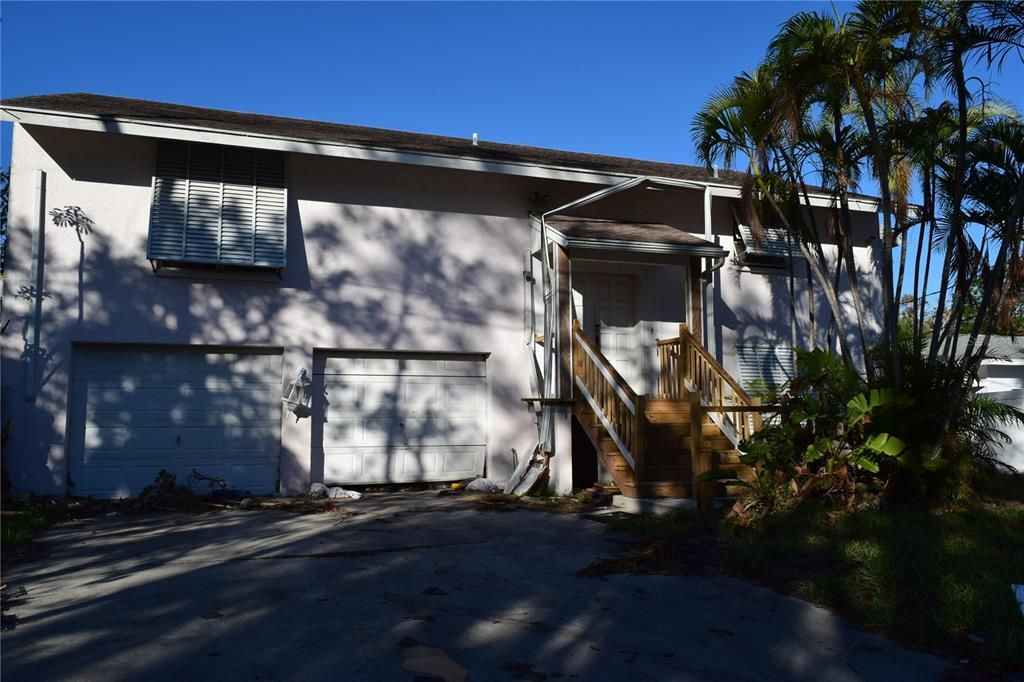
[735,340,1024,515]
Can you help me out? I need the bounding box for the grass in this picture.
[1,510,48,548]
[600,480,1024,672]
[723,501,1024,670]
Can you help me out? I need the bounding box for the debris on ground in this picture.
[327,487,362,500]
[503,451,549,497]
[137,469,184,508]
[1,583,27,631]
[575,533,724,578]
[469,486,615,514]
[464,478,499,493]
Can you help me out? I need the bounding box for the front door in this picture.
[573,273,642,392]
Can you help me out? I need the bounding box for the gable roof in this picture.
[0,92,747,185]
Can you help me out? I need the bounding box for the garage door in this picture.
[68,347,282,498]
[314,353,486,484]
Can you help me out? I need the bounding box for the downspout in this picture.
[700,186,724,359]
[25,169,46,400]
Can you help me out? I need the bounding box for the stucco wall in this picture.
[709,202,883,382]
[1,122,884,495]
[2,123,569,494]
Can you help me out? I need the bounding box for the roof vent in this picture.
[712,164,719,179]
[472,132,479,146]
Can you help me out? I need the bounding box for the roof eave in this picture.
[565,237,727,257]
[0,104,880,212]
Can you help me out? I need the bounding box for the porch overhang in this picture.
[542,217,727,258]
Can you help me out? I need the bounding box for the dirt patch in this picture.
[468,488,614,514]
[576,531,725,578]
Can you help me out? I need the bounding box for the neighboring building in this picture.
[963,336,1024,471]
[0,93,883,499]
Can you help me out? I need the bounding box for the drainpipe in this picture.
[25,169,47,400]
[700,186,723,358]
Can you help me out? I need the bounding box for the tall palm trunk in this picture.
[857,92,900,383]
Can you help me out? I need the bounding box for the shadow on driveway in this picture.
[1,492,949,681]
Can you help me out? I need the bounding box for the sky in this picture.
[1,1,1022,299]
[3,1,1021,175]
[1,0,872,169]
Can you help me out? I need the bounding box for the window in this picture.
[148,141,286,269]
[736,342,795,391]
[735,224,803,265]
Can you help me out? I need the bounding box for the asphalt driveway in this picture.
[2,492,949,681]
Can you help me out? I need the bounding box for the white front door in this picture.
[573,273,642,391]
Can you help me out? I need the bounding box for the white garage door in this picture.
[68,347,282,498]
[314,353,487,484]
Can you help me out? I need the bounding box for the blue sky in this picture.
[2,1,1021,301]
[3,1,1020,174]
[2,0,869,169]
[4,2,1019,171]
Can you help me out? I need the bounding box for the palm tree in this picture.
[691,66,858,364]
[768,9,887,375]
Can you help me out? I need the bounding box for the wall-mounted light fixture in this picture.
[282,368,312,418]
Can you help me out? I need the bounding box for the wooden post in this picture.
[571,319,582,381]
[689,389,711,512]
[554,243,572,400]
[751,395,763,440]
[633,395,646,484]
[678,323,689,394]
[688,256,703,344]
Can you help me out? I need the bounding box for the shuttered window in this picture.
[736,225,804,261]
[148,141,286,268]
[736,343,795,390]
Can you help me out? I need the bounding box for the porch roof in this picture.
[545,217,727,257]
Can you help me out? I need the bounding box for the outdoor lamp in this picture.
[282,368,312,417]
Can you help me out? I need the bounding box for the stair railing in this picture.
[572,320,645,474]
[656,323,769,445]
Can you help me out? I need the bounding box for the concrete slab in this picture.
[1,492,950,681]
[612,494,697,515]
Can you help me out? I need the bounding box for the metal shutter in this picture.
[148,141,286,268]
[737,225,803,259]
[736,343,795,390]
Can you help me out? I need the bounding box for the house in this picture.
[959,335,1024,471]
[0,93,883,500]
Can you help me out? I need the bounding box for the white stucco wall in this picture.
[1,122,885,496]
[710,202,883,382]
[2,123,572,494]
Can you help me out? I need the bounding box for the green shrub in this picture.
[735,339,1024,514]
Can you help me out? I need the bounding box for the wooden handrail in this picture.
[656,323,770,445]
[704,405,782,412]
[572,321,644,474]
[574,324,638,411]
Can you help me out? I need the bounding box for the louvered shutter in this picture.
[737,225,803,259]
[148,141,286,268]
[148,143,188,259]
[736,343,795,390]
[253,151,286,267]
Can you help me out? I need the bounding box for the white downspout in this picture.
[25,169,46,400]
[701,186,719,358]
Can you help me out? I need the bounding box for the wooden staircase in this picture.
[571,321,769,508]
[574,397,739,499]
